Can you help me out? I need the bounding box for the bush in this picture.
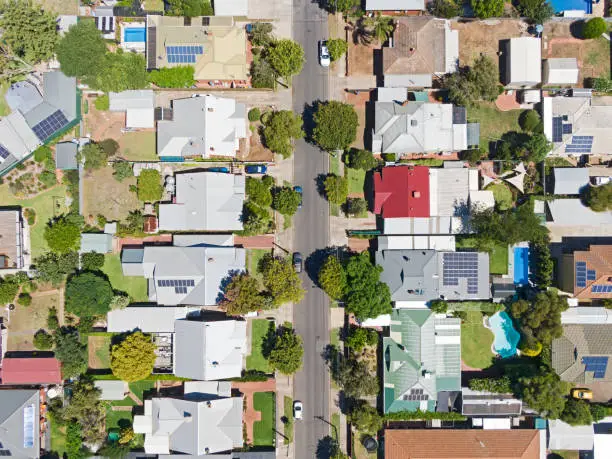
[327,38,348,62]
[112,161,133,182]
[470,0,504,18]
[33,329,54,350]
[47,307,60,330]
[429,0,462,18]
[39,170,57,188]
[583,182,612,212]
[592,77,612,93]
[65,272,114,317]
[324,174,348,205]
[385,410,466,421]
[430,299,448,314]
[345,327,378,352]
[520,340,543,357]
[517,0,554,24]
[148,66,195,88]
[17,292,32,306]
[347,149,377,170]
[80,143,107,170]
[468,376,512,393]
[346,197,367,217]
[246,176,273,207]
[44,216,81,253]
[23,208,36,225]
[519,110,542,133]
[81,252,105,271]
[137,169,163,202]
[582,17,607,39]
[94,94,109,111]
[98,138,119,157]
[231,370,269,382]
[248,107,261,122]
[34,145,53,163]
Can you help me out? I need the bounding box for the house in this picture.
[4,81,42,113]
[377,249,490,304]
[548,419,594,451]
[214,0,248,16]
[0,209,25,270]
[553,167,590,195]
[384,429,542,459]
[93,6,115,39]
[461,387,522,418]
[54,142,78,170]
[174,319,246,380]
[383,309,461,413]
[0,389,40,457]
[80,233,113,254]
[95,380,129,401]
[0,357,62,385]
[120,239,245,306]
[109,90,155,129]
[377,235,456,251]
[372,100,478,155]
[107,306,202,333]
[558,245,612,300]
[562,307,612,325]
[543,58,579,85]
[157,95,246,158]
[133,382,243,455]
[365,0,425,11]
[552,323,612,382]
[158,172,245,232]
[382,17,457,88]
[504,37,542,88]
[545,200,612,241]
[146,15,247,81]
[543,94,612,156]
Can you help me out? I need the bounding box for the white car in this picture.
[293,400,303,420]
[319,41,330,67]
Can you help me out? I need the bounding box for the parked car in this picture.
[293,252,303,273]
[571,388,593,400]
[245,164,268,174]
[294,185,303,208]
[293,400,303,420]
[319,40,330,67]
[208,167,229,173]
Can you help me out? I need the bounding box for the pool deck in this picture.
[505,242,529,284]
[120,22,146,53]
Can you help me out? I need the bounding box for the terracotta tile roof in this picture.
[374,166,430,218]
[573,245,612,299]
[384,429,541,459]
[1,357,62,385]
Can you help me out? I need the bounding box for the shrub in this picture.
[347,149,377,170]
[39,170,57,188]
[81,252,105,271]
[583,182,612,212]
[327,38,348,62]
[34,145,53,163]
[520,340,543,357]
[23,208,36,225]
[345,327,378,352]
[98,138,120,156]
[148,66,195,88]
[33,329,54,350]
[137,169,163,202]
[519,110,542,133]
[44,216,81,253]
[468,376,512,393]
[248,107,261,122]
[112,161,133,182]
[346,197,367,216]
[582,17,607,39]
[430,299,448,314]
[18,292,32,306]
[385,410,467,421]
[80,143,107,170]
[94,94,109,111]
[47,307,60,330]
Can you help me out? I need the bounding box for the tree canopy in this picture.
[268,325,304,375]
[429,0,462,18]
[517,0,554,24]
[313,101,359,151]
[44,216,81,254]
[347,401,383,434]
[33,330,54,350]
[260,256,304,306]
[345,327,378,352]
[346,197,367,217]
[519,370,566,419]
[263,110,304,158]
[111,331,157,382]
[221,273,266,315]
[241,201,274,236]
[246,176,274,207]
[272,187,301,216]
[63,377,106,445]
[443,55,500,107]
[34,251,79,285]
[85,51,148,93]
[519,110,543,133]
[113,161,134,182]
[137,169,163,202]
[65,272,114,318]
[561,398,593,426]
[346,149,378,171]
[344,253,392,320]
[582,17,607,39]
[510,291,568,344]
[266,39,305,83]
[57,19,107,78]
[327,39,348,62]
[166,0,214,17]
[324,174,349,205]
[80,143,108,170]
[0,277,20,304]
[54,328,88,378]
[333,357,379,398]
[318,255,347,301]
[583,182,612,212]
[470,0,504,18]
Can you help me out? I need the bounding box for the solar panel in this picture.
[23,404,35,448]
[562,123,573,134]
[0,144,10,160]
[587,270,596,280]
[175,286,187,294]
[442,252,480,294]
[582,356,608,378]
[552,117,563,142]
[32,110,69,142]
[592,285,612,293]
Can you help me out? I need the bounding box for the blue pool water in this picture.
[124,28,146,43]
[489,311,520,359]
[513,247,529,285]
[549,0,593,14]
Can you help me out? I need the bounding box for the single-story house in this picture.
[504,37,542,88]
[107,306,202,333]
[5,81,42,113]
[553,167,590,195]
[558,245,612,301]
[461,387,522,417]
[543,58,579,85]
[0,389,40,457]
[158,172,245,232]
[377,235,456,251]
[383,309,461,413]
[157,95,246,158]
[214,0,248,16]
[0,357,62,385]
[109,90,155,129]
[54,142,78,170]
[562,307,612,325]
[95,380,129,401]
[0,209,25,270]
[80,233,113,254]
[545,199,612,241]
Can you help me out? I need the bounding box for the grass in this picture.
[456,237,508,275]
[129,380,155,402]
[283,395,294,444]
[49,417,66,456]
[486,183,514,211]
[346,167,366,195]
[7,291,60,351]
[119,132,158,161]
[105,406,133,430]
[0,81,11,116]
[545,157,574,175]
[550,451,579,459]
[253,391,275,447]
[331,413,340,440]
[0,183,68,258]
[461,311,495,370]
[247,249,270,288]
[246,319,273,373]
[330,328,340,347]
[101,254,148,302]
[146,0,165,11]
[467,102,522,154]
[329,155,341,217]
[399,158,444,167]
[88,335,112,369]
[82,167,141,222]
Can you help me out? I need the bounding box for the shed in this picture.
[109,90,155,129]
[55,142,78,170]
[544,58,579,85]
[505,38,542,88]
[95,380,129,401]
[553,167,590,195]
[80,233,113,253]
[0,357,62,384]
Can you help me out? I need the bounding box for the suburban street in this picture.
[291,0,333,458]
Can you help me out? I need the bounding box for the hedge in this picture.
[385,410,466,421]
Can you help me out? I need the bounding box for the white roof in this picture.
[94,380,129,400]
[360,314,391,327]
[548,419,594,450]
[594,434,612,459]
[544,58,579,85]
[547,199,612,226]
[469,190,495,211]
[561,307,612,324]
[107,307,201,333]
[377,235,456,251]
[384,74,433,88]
[365,0,425,10]
[214,0,248,16]
[482,418,512,429]
[507,37,542,88]
[109,90,155,129]
[553,167,590,195]
[383,216,464,235]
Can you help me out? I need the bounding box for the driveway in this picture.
[154,89,292,111]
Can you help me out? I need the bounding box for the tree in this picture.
[345,327,377,352]
[65,272,114,318]
[590,404,607,422]
[66,422,85,459]
[324,174,349,205]
[266,39,305,83]
[531,242,553,288]
[113,161,133,182]
[0,0,57,64]
[98,138,120,157]
[47,307,60,330]
[111,331,157,382]
[81,252,105,271]
[344,253,392,321]
[561,399,593,425]
[148,66,195,88]
[510,291,568,344]
[260,256,305,306]
[34,251,79,285]
[517,0,554,24]
[44,216,81,254]
[273,187,301,216]
[593,77,612,93]
[583,182,612,212]
[327,39,348,62]
[519,110,542,133]
[313,101,359,151]
[362,15,395,43]
[263,110,304,158]
[167,0,214,16]
[221,273,266,315]
[57,19,107,78]
[429,0,462,18]
[268,325,304,375]
[137,169,163,202]
[470,0,504,19]
[121,209,145,234]
[319,255,347,301]
[346,197,367,217]
[347,401,383,434]
[54,328,88,378]
[80,143,108,170]
[95,94,110,110]
[33,329,54,350]
[249,23,274,47]
[251,57,276,89]
[334,358,379,398]
[85,51,148,93]
[110,295,130,310]
[347,149,378,170]
[429,299,448,314]
[63,377,106,444]
[248,107,261,122]
[18,292,32,306]
[582,17,607,39]
[327,0,359,13]
[241,201,274,235]
[524,133,552,163]
[443,55,500,107]
[0,277,19,304]
[246,176,273,207]
[520,370,566,418]
[468,376,513,393]
[34,145,53,163]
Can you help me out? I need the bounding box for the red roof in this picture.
[374,166,430,218]
[1,357,62,385]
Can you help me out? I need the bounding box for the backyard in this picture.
[49,418,67,457]
[467,103,522,153]
[41,0,78,14]
[101,254,148,302]
[486,182,514,211]
[0,81,10,116]
[456,237,508,275]
[246,319,273,373]
[253,391,275,447]
[88,334,112,369]
[7,290,60,351]
[118,132,158,161]
[82,167,141,223]
[461,311,495,370]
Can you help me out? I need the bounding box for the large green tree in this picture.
[561,399,593,426]
[510,291,568,344]
[318,255,346,301]
[347,401,383,434]
[266,39,305,83]
[272,187,301,216]
[517,0,554,24]
[65,272,114,317]
[80,143,108,170]
[347,149,378,171]
[111,331,157,382]
[63,378,106,444]
[241,201,274,236]
[44,217,81,254]
[443,55,500,107]
[583,182,612,212]
[85,51,149,92]
[260,256,305,306]
[246,176,274,207]
[344,253,392,320]
[327,39,348,62]
[313,101,359,151]
[470,0,504,18]
[57,19,107,78]
[33,251,79,285]
[324,174,349,205]
[582,17,607,39]
[268,325,304,375]
[221,273,266,315]
[54,328,87,378]
[333,358,379,398]
[263,110,304,158]
[519,370,566,419]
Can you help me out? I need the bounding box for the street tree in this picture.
[54,328,87,379]
[324,174,349,205]
[268,325,304,375]
[272,187,301,216]
[344,253,392,320]
[318,255,347,301]
[260,256,305,306]
[57,19,107,78]
[327,39,348,62]
[266,39,305,83]
[44,217,81,254]
[111,331,157,382]
[263,110,304,158]
[519,370,567,419]
[313,101,358,151]
[65,272,114,317]
[221,273,266,315]
[334,358,379,398]
[347,401,383,434]
[470,0,504,18]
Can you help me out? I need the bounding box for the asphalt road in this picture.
[291,1,333,458]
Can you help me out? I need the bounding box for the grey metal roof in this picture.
[553,167,590,195]
[365,0,425,11]
[109,90,155,110]
[461,388,522,416]
[80,233,113,253]
[5,81,43,113]
[174,319,246,380]
[547,199,612,226]
[23,101,58,127]
[55,142,78,170]
[107,306,201,333]
[466,123,480,147]
[0,112,41,160]
[43,71,77,121]
[214,0,248,16]
[95,380,129,401]
[0,389,40,458]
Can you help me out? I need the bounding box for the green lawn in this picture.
[283,395,294,444]
[49,417,66,456]
[102,254,148,301]
[461,311,495,370]
[0,81,11,116]
[456,237,508,275]
[330,328,340,347]
[486,183,514,210]
[0,183,68,258]
[329,155,341,217]
[130,380,155,401]
[118,131,158,161]
[105,406,133,430]
[247,249,270,288]
[467,102,521,153]
[246,319,273,373]
[346,167,365,195]
[146,0,165,11]
[253,391,275,447]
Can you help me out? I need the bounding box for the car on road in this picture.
[208,167,229,173]
[293,400,303,420]
[293,252,303,273]
[245,164,268,174]
[294,185,303,208]
[571,388,593,400]
[319,40,330,67]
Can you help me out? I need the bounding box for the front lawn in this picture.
[101,254,148,302]
[456,237,508,275]
[346,167,365,195]
[247,249,270,288]
[461,311,495,370]
[486,183,514,211]
[467,102,521,154]
[49,417,66,457]
[246,319,273,373]
[283,395,294,444]
[118,131,158,161]
[253,391,275,447]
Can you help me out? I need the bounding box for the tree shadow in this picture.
[569,20,585,39]
[302,101,321,144]
[261,320,277,359]
[304,246,348,285]
[315,173,329,198]
[316,435,340,459]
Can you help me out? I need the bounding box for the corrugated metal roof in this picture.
[553,167,590,195]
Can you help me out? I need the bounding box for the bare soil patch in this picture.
[82,167,141,223]
[7,291,60,351]
[88,335,112,369]
[348,41,377,76]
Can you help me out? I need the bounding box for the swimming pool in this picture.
[489,311,520,359]
[124,27,146,43]
[549,0,593,14]
[513,247,529,285]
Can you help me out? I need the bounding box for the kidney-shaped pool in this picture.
[489,311,521,359]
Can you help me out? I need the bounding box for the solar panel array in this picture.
[582,356,608,378]
[442,252,479,294]
[562,123,573,134]
[587,269,596,281]
[32,110,69,142]
[592,285,612,293]
[175,286,188,294]
[552,117,563,142]
[166,45,203,64]
[575,261,587,288]
[404,388,429,401]
[23,404,35,448]
[157,279,195,287]
[565,135,593,154]
[0,144,10,160]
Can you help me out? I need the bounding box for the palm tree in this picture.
[353,17,374,45]
[363,14,395,44]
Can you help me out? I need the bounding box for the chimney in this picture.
[412,191,420,198]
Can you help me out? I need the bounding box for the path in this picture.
[232,378,276,444]
[128,391,143,406]
[111,405,133,412]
